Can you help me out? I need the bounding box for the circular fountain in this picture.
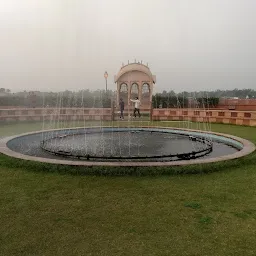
[1,125,254,167]
[39,127,213,161]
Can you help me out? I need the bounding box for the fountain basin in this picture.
[0,126,254,167]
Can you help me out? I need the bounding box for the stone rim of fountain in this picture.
[0,126,255,167]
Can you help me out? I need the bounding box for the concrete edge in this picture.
[0,126,255,167]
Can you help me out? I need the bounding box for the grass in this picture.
[184,202,202,209]
[0,121,256,255]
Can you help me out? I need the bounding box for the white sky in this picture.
[0,0,256,92]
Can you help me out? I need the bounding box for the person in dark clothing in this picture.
[119,98,124,119]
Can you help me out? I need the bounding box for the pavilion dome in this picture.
[114,62,156,83]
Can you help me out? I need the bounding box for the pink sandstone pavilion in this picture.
[114,61,156,109]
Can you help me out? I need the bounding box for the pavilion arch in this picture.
[131,83,139,99]
[119,83,128,105]
[141,83,150,106]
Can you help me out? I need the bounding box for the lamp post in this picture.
[104,71,108,92]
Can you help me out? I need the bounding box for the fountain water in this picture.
[2,88,253,168]
[37,90,216,162]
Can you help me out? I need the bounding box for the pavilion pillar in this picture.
[127,82,132,115]
[138,82,142,101]
[128,82,131,103]
[116,82,120,104]
[149,82,153,103]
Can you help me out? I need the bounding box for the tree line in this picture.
[159,89,256,98]
[0,88,255,108]
[152,94,219,108]
[0,90,112,108]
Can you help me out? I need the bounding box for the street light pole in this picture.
[104,71,108,92]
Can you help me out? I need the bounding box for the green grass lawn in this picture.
[0,121,256,255]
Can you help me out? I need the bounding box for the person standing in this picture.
[130,97,141,118]
[119,98,124,119]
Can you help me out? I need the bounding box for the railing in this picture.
[1,107,256,126]
[152,108,256,126]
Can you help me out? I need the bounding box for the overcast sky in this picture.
[0,0,256,92]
